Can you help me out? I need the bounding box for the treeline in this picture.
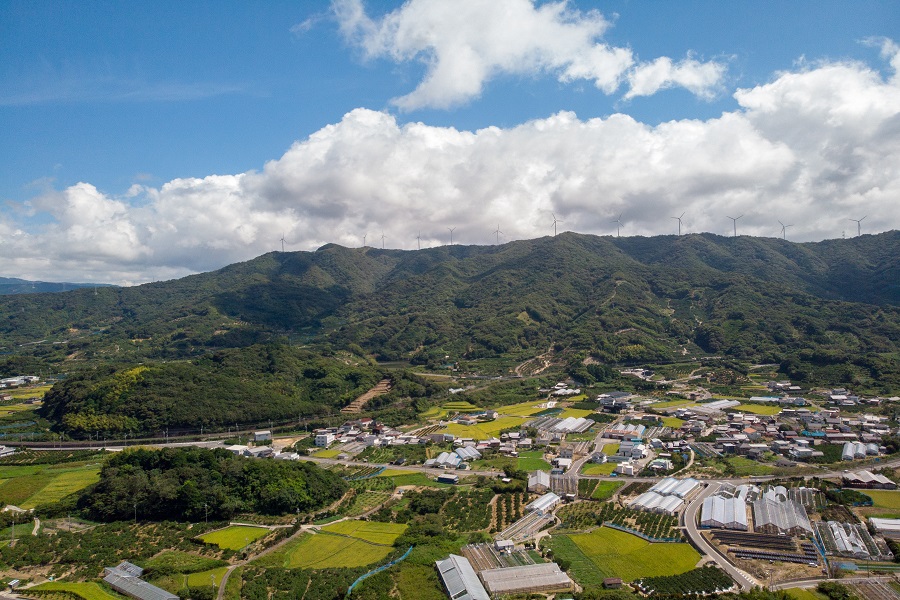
[40,344,382,436]
[79,447,348,521]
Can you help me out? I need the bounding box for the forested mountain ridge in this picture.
[1,232,898,391]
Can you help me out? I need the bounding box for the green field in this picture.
[442,401,481,412]
[320,520,407,545]
[559,407,593,419]
[29,582,125,600]
[581,463,617,476]
[562,527,700,582]
[785,588,827,600]
[312,448,342,458]
[652,400,697,409]
[592,481,625,500]
[185,566,230,587]
[441,416,525,440]
[726,457,776,476]
[199,525,270,550]
[389,473,456,488]
[517,450,551,471]
[601,443,620,456]
[661,417,685,428]
[581,463,616,475]
[492,401,549,417]
[286,532,393,569]
[21,467,101,508]
[732,403,783,415]
[864,490,900,509]
[0,402,38,417]
[0,461,102,508]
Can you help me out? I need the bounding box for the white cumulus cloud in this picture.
[2,44,899,284]
[333,0,724,109]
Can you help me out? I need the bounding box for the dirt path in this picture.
[514,345,554,377]
[341,379,392,414]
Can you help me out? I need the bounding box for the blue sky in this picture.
[1,0,899,283]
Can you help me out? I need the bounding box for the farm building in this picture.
[436,554,490,600]
[103,562,178,600]
[843,470,897,489]
[649,477,701,499]
[842,441,868,460]
[606,423,646,439]
[455,446,482,461]
[437,473,460,485]
[479,563,574,595]
[752,488,812,535]
[629,491,683,515]
[700,495,748,530]
[526,492,561,516]
[252,430,271,442]
[870,518,900,539]
[528,470,551,494]
[434,452,463,469]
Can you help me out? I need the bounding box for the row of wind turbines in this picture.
[279,215,869,252]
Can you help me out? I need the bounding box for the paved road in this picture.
[682,482,759,591]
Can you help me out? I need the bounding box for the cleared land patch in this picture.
[199,525,270,550]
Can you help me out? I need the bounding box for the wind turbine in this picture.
[612,214,623,238]
[362,233,367,247]
[381,231,386,249]
[849,216,866,237]
[415,231,421,250]
[551,213,562,237]
[671,212,685,236]
[778,220,793,240]
[727,214,743,237]
[280,234,285,253]
[493,225,502,244]
[448,226,456,245]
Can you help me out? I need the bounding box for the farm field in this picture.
[441,416,524,440]
[592,481,625,500]
[863,490,900,509]
[320,520,406,544]
[661,417,685,428]
[29,582,125,600]
[199,525,270,550]
[0,462,101,507]
[558,407,593,418]
[312,448,342,458]
[389,473,456,488]
[0,402,37,417]
[652,400,697,409]
[185,566,230,587]
[563,527,700,582]
[601,443,620,456]
[517,450,551,471]
[732,403,783,415]
[785,588,827,600]
[581,463,617,476]
[493,401,550,417]
[285,532,393,569]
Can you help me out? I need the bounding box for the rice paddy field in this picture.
[652,400,698,409]
[558,407,594,419]
[0,462,101,508]
[661,417,685,428]
[199,525,270,550]
[0,402,38,417]
[320,520,407,545]
[29,582,125,600]
[311,448,342,458]
[601,443,620,455]
[284,533,394,569]
[555,527,700,583]
[863,490,900,509]
[441,416,525,440]
[785,588,827,600]
[592,481,625,500]
[516,450,551,471]
[492,401,550,417]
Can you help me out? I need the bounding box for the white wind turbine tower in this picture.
[612,214,623,237]
[551,213,562,237]
[362,233,367,247]
[778,220,793,240]
[448,226,456,245]
[280,234,286,253]
[727,214,743,237]
[493,225,502,244]
[849,216,866,237]
[415,232,421,250]
[671,212,685,236]
[381,231,386,249]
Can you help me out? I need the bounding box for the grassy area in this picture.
[563,527,700,582]
[517,450,551,471]
[0,403,38,417]
[732,403,783,416]
[21,466,101,508]
[0,461,103,507]
[143,550,227,574]
[785,588,827,600]
[29,582,125,600]
[5,385,53,399]
[198,525,270,550]
[285,532,394,569]
[558,408,594,419]
[726,457,776,477]
[864,490,900,509]
[312,448,342,458]
[389,473,456,488]
[661,417,684,428]
[581,463,617,476]
[443,401,481,412]
[652,400,697,409]
[320,520,407,545]
[491,401,548,417]
[185,566,229,587]
[592,481,625,500]
[601,443,620,456]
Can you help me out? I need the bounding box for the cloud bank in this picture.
[333,0,726,109]
[2,43,899,284]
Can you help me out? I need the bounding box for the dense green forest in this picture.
[39,344,383,435]
[1,232,898,394]
[80,447,348,520]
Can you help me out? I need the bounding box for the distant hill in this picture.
[0,277,112,295]
[1,232,898,394]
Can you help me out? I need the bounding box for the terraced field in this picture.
[199,525,270,550]
[441,416,525,440]
[285,533,394,569]
[0,462,101,508]
[320,520,407,545]
[864,490,900,509]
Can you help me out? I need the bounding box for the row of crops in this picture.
[494,492,527,532]
[635,566,734,595]
[555,502,682,540]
